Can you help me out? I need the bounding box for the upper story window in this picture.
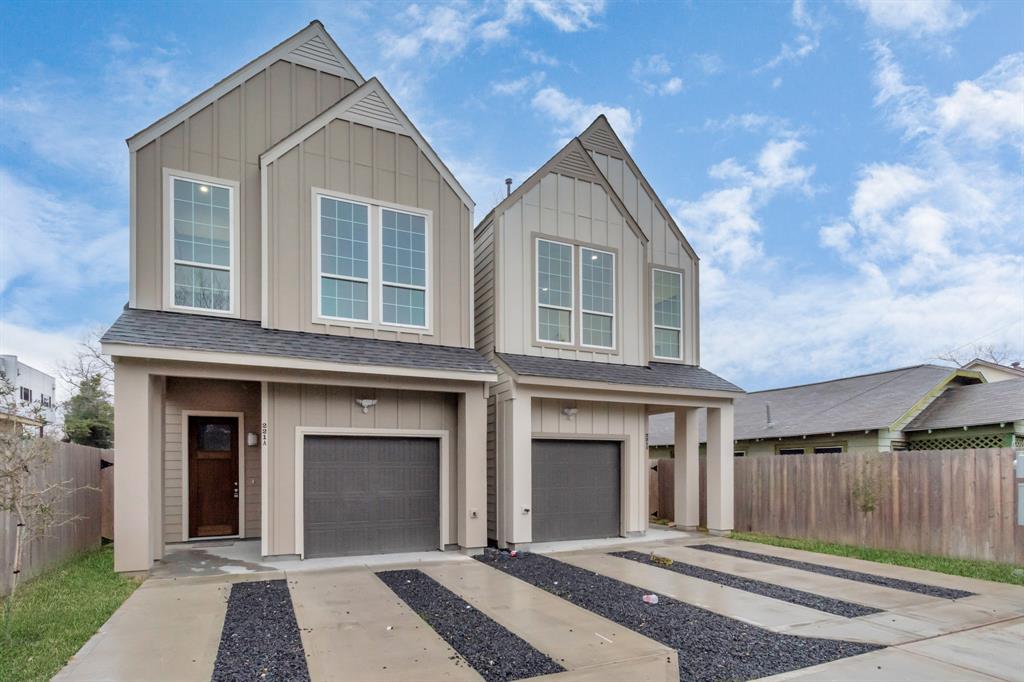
[652,268,682,359]
[580,247,615,349]
[19,387,31,402]
[536,239,574,344]
[381,209,427,327]
[170,175,235,313]
[315,191,431,330]
[319,197,370,321]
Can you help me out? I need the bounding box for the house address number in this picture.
[262,422,268,446]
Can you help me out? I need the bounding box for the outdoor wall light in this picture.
[562,407,578,419]
[355,398,378,414]
[246,432,258,447]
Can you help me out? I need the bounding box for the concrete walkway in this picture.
[56,534,1024,682]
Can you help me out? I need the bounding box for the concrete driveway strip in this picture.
[421,560,677,681]
[899,617,1024,681]
[755,647,1005,682]
[287,567,483,682]
[55,577,234,682]
[554,551,835,630]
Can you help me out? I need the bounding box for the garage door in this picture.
[303,436,439,558]
[532,439,620,542]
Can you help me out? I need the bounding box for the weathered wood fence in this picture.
[649,448,1023,565]
[1,441,106,596]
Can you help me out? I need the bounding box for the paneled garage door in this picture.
[531,439,621,542]
[303,436,439,558]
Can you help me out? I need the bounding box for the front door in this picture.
[188,416,239,538]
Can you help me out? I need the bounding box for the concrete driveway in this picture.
[56,533,1024,682]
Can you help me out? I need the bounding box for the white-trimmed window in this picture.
[171,176,234,312]
[318,196,370,321]
[381,208,428,328]
[536,239,574,344]
[580,247,615,349]
[778,447,805,456]
[652,269,683,359]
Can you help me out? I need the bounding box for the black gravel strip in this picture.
[212,580,310,682]
[612,551,882,618]
[377,569,564,682]
[476,550,881,682]
[691,544,975,600]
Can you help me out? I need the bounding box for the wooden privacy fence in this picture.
[649,448,1023,565]
[1,441,107,596]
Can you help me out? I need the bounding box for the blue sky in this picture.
[1,0,1022,396]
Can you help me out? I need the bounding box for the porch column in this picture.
[672,407,700,530]
[113,361,161,573]
[457,386,488,551]
[706,403,735,535]
[504,388,533,548]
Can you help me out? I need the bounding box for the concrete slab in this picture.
[55,579,230,682]
[900,617,1024,681]
[858,600,1016,639]
[527,527,698,554]
[288,567,482,682]
[529,653,678,682]
[422,560,676,675]
[757,648,1003,681]
[553,551,833,629]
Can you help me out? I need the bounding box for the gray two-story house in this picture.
[473,119,742,548]
[102,22,497,573]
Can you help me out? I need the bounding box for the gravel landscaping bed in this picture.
[476,550,880,682]
[377,569,564,682]
[212,580,310,682]
[691,544,975,599]
[612,551,882,618]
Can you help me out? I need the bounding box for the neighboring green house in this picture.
[648,364,1024,458]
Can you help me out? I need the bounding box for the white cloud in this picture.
[660,77,684,95]
[819,221,855,252]
[757,0,825,72]
[632,54,684,95]
[491,71,546,96]
[523,48,560,67]
[380,3,478,61]
[703,112,803,138]
[531,86,640,147]
[673,138,815,271]
[935,53,1024,146]
[693,53,724,75]
[852,0,972,37]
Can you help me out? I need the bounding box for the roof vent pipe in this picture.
[765,403,774,428]
[505,178,512,196]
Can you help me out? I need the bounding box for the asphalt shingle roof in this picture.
[648,364,964,446]
[496,352,743,393]
[905,378,1024,431]
[102,307,496,375]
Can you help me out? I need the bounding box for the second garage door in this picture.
[303,436,439,559]
[531,439,621,542]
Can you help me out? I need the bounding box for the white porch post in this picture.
[457,386,488,551]
[505,388,533,548]
[113,361,161,573]
[706,403,735,535]
[673,407,700,530]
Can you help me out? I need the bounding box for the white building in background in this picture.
[0,355,59,428]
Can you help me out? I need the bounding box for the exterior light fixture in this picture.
[355,398,378,414]
[199,185,209,192]
[562,407,578,419]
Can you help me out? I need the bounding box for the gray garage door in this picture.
[303,436,439,559]
[531,439,620,542]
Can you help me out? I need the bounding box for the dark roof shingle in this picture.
[102,307,495,375]
[496,352,743,393]
[905,379,1024,431]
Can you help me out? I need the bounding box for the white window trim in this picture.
[378,205,431,331]
[313,192,374,325]
[535,238,575,346]
[651,268,683,360]
[163,169,240,317]
[579,246,616,350]
[310,188,434,334]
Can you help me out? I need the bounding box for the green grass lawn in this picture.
[731,532,1024,586]
[0,545,141,682]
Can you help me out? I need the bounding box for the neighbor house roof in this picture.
[496,353,743,393]
[963,358,1024,379]
[648,364,981,446]
[102,308,495,376]
[905,379,1024,431]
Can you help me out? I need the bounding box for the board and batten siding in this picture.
[474,218,496,354]
[264,118,473,347]
[134,58,358,320]
[588,151,698,365]
[263,382,460,556]
[162,377,262,541]
[495,173,646,364]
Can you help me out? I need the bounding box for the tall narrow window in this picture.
[580,247,614,348]
[536,239,574,343]
[381,208,427,327]
[652,269,682,359]
[319,196,370,321]
[172,177,233,312]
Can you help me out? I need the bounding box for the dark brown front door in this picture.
[188,416,239,538]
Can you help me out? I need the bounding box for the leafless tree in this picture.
[936,343,1019,368]
[58,328,113,396]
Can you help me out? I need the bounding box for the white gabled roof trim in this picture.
[127,21,364,152]
[260,78,475,209]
